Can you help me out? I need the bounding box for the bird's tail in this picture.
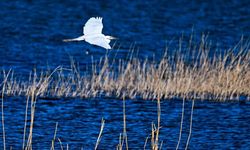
[63,36,85,42]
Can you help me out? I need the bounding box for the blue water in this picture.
[0,0,250,149]
[1,98,250,149]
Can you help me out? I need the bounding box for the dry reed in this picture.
[1,38,249,101]
[95,118,105,150]
[2,36,246,149]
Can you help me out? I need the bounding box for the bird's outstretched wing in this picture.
[83,17,103,35]
[85,35,111,49]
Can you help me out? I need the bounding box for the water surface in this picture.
[1,98,250,149]
[0,0,250,149]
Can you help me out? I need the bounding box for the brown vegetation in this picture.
[1,38,249,101]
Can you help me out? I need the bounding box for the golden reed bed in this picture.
[0,36,249,149]
[1,37,250,101]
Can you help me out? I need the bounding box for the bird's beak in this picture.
[106,36,117,40]
[110,36,117,40]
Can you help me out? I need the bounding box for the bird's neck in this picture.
[77,35,85,40]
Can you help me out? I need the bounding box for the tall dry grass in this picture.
[1,36,248,149]
[1,37,249,101]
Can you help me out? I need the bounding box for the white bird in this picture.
[63,17,116,49]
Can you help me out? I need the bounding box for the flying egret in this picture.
[63,17,116,49]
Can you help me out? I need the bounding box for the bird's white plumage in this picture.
[85,35,111,49]
[63,17,115,49]
[83,17,103,35]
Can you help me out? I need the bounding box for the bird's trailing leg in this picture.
[63,36,85,42]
